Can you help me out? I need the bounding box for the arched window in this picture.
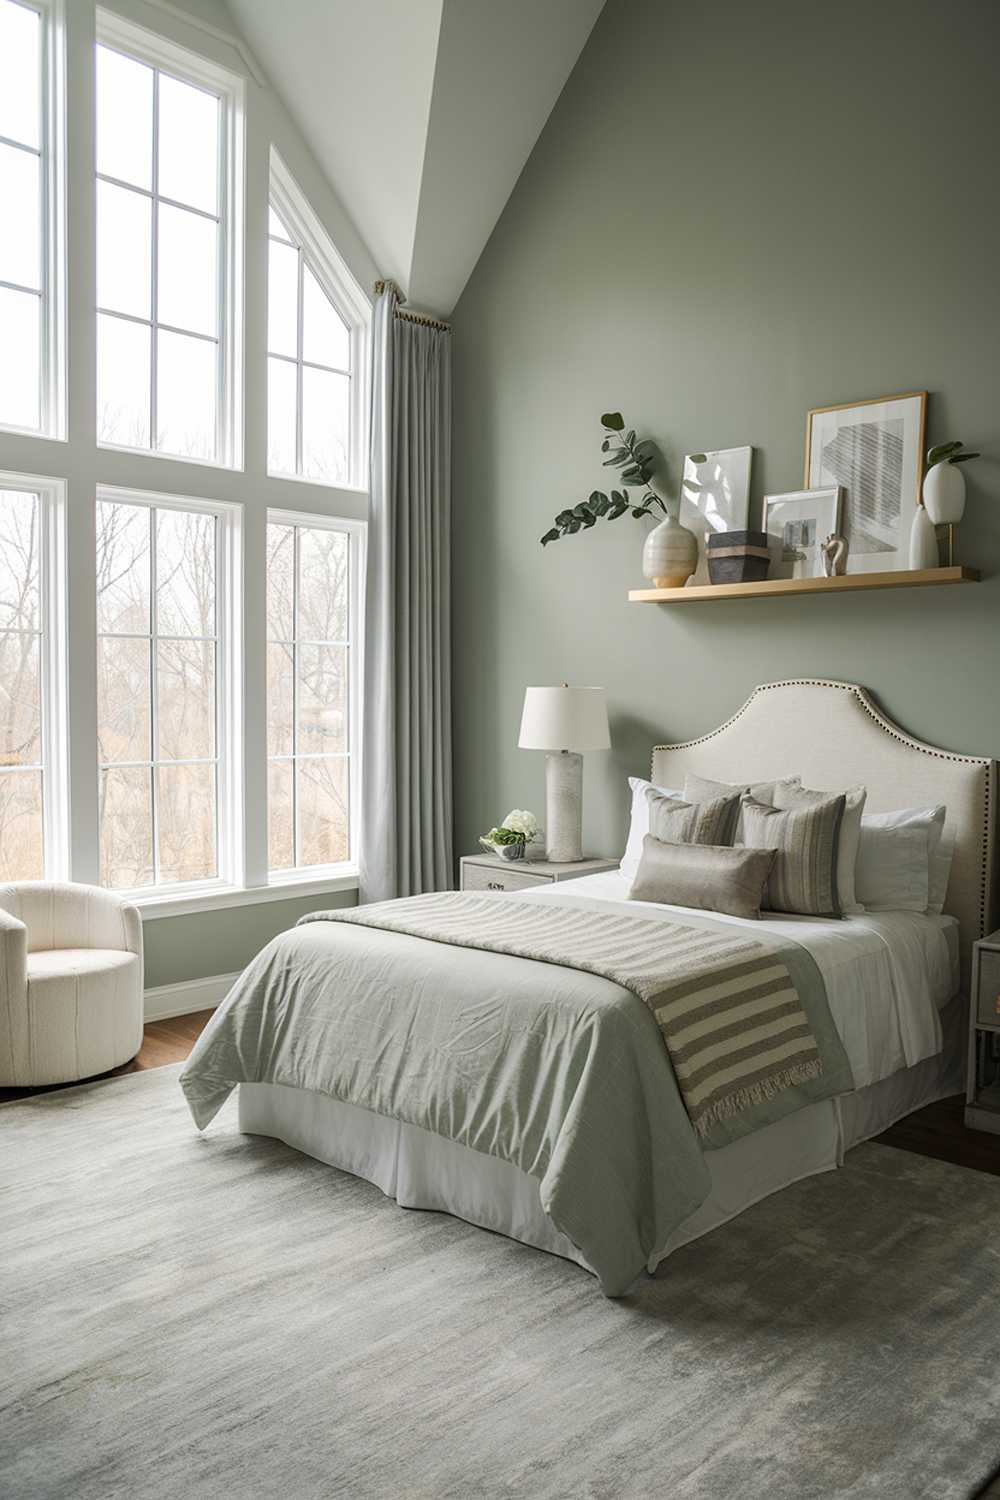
[267,150,369,491]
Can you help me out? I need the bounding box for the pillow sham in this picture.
[771,782,867,915]
[620,777,683,883]
[855,805,946,913]
[628,834,776,921]
[684,771,801,840]
[645,787,742,848]
[740,792,846,918]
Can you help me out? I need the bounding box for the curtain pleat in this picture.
[359,287,453,902]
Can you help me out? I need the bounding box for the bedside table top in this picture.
[976,929,1000,951]
[461,853,620,879]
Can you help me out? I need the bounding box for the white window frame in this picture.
[95,483,243,904]
[0,469,69,878]
[267,149,370,493]
[266,507,365,886]
[94,9,245,470]
[0,0,67,441]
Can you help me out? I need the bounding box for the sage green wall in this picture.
[142,889,355,989]
[451,0,1000,863]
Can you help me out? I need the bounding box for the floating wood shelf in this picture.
[628,565,980,604]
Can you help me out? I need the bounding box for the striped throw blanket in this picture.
[302,892,823,1138]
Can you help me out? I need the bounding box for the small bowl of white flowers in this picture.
[479,809,544,861]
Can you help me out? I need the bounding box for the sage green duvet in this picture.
[180,893,851,1296]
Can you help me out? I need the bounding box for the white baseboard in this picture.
[144,972,241,1022]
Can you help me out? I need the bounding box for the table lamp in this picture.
[518,685,610,862]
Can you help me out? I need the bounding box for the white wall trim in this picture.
[144,970,239,1021]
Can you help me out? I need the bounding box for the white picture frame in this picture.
[679,446,752,583]
[805,392,927,574]
[762,487,843,579]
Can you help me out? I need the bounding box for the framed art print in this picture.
[679,446,752,582]
[762,487,843,579]
[805,391,926,573]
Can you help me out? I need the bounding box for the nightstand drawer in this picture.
[976,950,1000,1027]
[462,863,551,893]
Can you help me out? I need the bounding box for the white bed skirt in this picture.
[238,993,964,1283]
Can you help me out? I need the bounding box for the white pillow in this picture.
[855,806,946,913]
[620,778,682,883]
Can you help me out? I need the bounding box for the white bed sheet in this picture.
[237,880,961,1287]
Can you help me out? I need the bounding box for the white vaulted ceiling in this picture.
[225,0,606,315]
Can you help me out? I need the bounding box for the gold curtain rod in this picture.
[395,307,451,333]
[373,279,451,333]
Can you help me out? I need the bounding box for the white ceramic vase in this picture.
[642,513,698,588]
[908,504,939,569]
[922,462,966,525]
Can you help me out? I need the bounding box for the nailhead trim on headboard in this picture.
[651,679,996,938]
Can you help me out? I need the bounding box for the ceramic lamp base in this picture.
[545,751,583,863]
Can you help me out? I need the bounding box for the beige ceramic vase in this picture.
[642,512,698,588]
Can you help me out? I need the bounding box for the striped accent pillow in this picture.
[684,771,801,840]
[740,792,846,918]
[644,787,741,847]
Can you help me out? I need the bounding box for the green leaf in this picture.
[565,519,581,534]
[591,491,610,516]
[555,509,574,527]
[631,507,648,518]
[573,502,592,520]
[609,502,629,519]
[611,489,625,505]
[581,512,597,528]
[625,429,636,447]
[632,440,655,459]
[601,411,625,431]
[540,528,560,546]
[927,441,963,463]
[688,452,708,465]
[601,439,610,452]
[949,451,980,463]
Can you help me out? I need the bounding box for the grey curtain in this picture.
[359,284,453,902]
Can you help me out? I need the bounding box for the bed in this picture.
[182,679,997,1294]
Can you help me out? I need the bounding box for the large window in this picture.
[267,153,368,490]
[0,473,66,880]
[95,13,243,466]
[266,513,362,875]
[96,488,240,893]
[0,0,64,437]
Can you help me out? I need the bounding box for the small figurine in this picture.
[820,533,849,577]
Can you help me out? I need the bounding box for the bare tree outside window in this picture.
[0,489,44,878]
[96,498,218,889]
[266,521,351,870]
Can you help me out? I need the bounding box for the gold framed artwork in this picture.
[805,391,927,573]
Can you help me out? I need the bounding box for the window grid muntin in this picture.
[267,215,353,485]
[0,0,56,438]
[97,497,221,889]
[95,41,227,464]
[266,519,352,872]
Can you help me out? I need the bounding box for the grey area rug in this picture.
[2,1066,999,1500]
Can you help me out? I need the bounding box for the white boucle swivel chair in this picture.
[0,883,144,1087]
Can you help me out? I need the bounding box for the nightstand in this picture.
[459,853,620,895]
[966,928,1000,1135]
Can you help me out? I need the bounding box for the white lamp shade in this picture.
[518,686,610,751]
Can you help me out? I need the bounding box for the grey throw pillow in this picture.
[683,772,801,840]
[770,782,866,915]
[628,835,777,920]
[740,793,846,918]
[644,787,741,847]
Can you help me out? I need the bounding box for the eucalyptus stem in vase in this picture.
[539,412,698,588]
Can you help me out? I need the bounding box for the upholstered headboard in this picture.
[652,679,997,986]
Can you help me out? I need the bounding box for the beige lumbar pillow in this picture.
[740,793,846,918]
[628,835,777,921]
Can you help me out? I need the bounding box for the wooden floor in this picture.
[2,1009,997,1183]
